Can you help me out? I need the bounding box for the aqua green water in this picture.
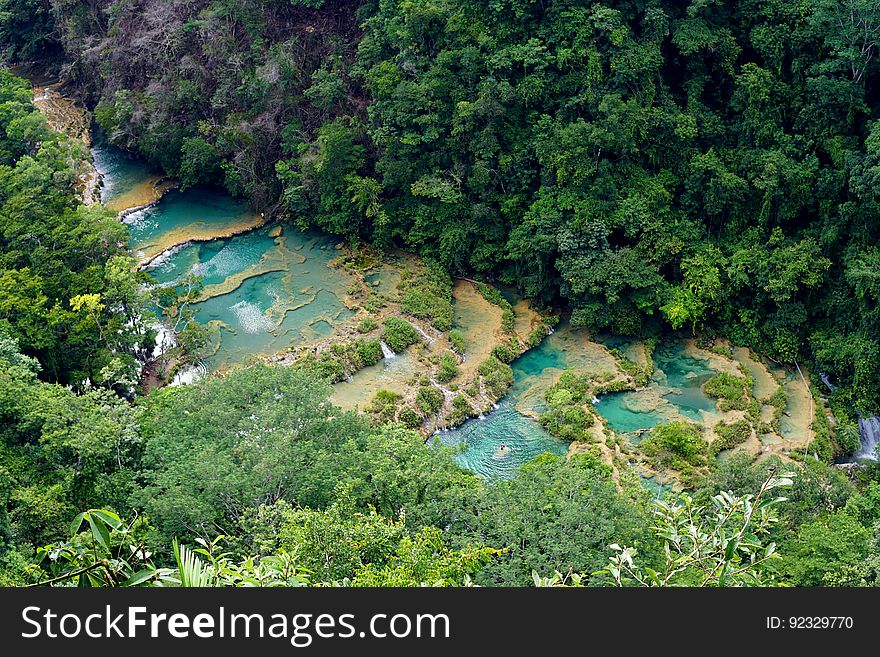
[434,405,569,479]
[147,227,279,287]
[94,140,716,480]
[652,342,718,418]
[593,393,664,434]
[439,330,726,479]
[92,142,159,207]
[332,352,418,410]
[514,337,566,378]
[595,341,717,435]
[597,334,645,367]
[95,140,356,371]
[161,231,355,369]
[435,325,581,480]
[641,476,670,499]
[124,188,258,260]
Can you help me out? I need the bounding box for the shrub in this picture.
[382,317,421,353]
[416,386,444,416]
[806,394,835,463]
[365,298,385,314]
[476,283,515,333]
[549,371,591,402]
[703,372,750,411]
[712,419,752,455]
[448,394,473,425]
[836,423,862,457]
[308,354,345,382]
[539,372,596,441]
[436,353,459,383]
[357,318,378,333]
[525,325,547,349]
[609,347,651,387]
[398,263,453,330]
[475,283,507,307]
[398,406,422,429]
[356,339,383,366]
[641,421,708,468]
[501,309,515,333]
[766,385,786,432]
[369,389,402,422]
[491,342,517,363]
[477,357,514,398]
[540,404,595,442]
[448,329,466,354]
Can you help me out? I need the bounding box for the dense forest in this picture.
[5,0,877,410]
[1,0,880,587]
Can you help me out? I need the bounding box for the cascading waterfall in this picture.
[142,241,192,271]
[151,322,177,360]
[857,416,880,461]
[380,341,396,359]
[820,373,837,392]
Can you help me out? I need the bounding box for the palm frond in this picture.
[173,538,216,587]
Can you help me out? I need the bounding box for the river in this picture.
[19,70,843,488]
[87,133,829,482]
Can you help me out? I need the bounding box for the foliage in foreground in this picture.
[27,507,496,588]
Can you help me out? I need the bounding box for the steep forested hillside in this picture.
[3,0,879,411]
[0,68,151,384]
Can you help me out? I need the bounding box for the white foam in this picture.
[414,325,435,344]
[170,361,208,386]
[230,301,275,333]
[143,241,191,271]
[195,242,251,281]
[857,416,879,461]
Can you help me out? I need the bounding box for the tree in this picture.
[662,246,727,333]
[458,453,653,586]
[600,470,794,587]
[784,511,872,586]
[811,0,880,84]
[179,137,221,189]
[0,0,59,62]
[29,509,311,587]
[0,69,153,386]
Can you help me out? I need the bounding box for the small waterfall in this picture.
[820,373,837,392]
[142,241,192,270]
[380,341,396,359]
[151,322,177,360]
[857,416,880,461]
[414,325,435,344]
